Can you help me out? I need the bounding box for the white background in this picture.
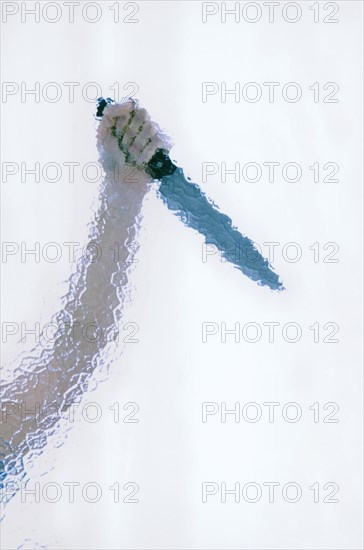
[1,1,363,548]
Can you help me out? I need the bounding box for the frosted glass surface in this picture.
[1,2,363,549]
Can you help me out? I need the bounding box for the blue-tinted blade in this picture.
[158,167,284,291]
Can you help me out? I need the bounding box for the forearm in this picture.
[0,162,151,484]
